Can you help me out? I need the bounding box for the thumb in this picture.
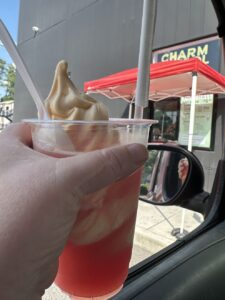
[56,143,148,196]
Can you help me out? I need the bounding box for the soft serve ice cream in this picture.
[44,60,109,121]
[43,60,120,152]
[43,60,144,299]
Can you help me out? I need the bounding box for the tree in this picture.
[1,64,16,101]
[0,59,6,85]
[0,62,16,101]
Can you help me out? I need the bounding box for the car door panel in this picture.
[114,221,225,300]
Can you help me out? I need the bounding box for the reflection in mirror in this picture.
[141,150,189,204]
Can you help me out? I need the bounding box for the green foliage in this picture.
[140,150,160,196]
[140,184,148,195]
[141,150,159,186]
[0,59,6,83]
[0,61,16,101]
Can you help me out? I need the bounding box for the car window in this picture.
[130,203,204,266]
[130,148,204,265]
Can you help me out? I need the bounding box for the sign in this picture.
[178,95,214,148]
[153,37,221,71]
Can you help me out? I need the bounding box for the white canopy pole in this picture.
[180,72,198,236]
[188,72,198,152]
[134,0,157,119]
[128,102,133,119]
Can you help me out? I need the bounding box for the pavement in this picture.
[133,201,203,259]
[42,200,203,299]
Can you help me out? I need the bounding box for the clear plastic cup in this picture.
[24,118,156,300]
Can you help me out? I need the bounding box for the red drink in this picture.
[55,168,142,298]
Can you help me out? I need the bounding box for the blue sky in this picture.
[0,0,20,63]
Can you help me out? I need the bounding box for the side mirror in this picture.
[140,143,209,215]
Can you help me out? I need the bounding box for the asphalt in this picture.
[42,200,203,299]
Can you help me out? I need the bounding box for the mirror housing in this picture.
[140,143,209,215]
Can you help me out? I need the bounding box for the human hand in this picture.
[178,158,189,184]
[0,123,148,300]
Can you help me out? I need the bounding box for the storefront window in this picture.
[178,94,214,149]
[150,98,180,142]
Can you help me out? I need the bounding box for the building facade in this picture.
[0,100,14,131]
[14,0,224,192]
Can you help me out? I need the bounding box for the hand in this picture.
[0,123,147,300]
[178,158,189,184]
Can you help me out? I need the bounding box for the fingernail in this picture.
[126,143,148,165]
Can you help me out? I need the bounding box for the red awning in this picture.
[84,58,225,102]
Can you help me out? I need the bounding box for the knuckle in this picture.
[102,147,124,180]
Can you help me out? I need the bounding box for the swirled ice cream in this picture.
[44,60,109,121]
[43,60,120,152]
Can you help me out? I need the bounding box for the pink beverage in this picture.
[56,168,142,299]
[25,118,155,300]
